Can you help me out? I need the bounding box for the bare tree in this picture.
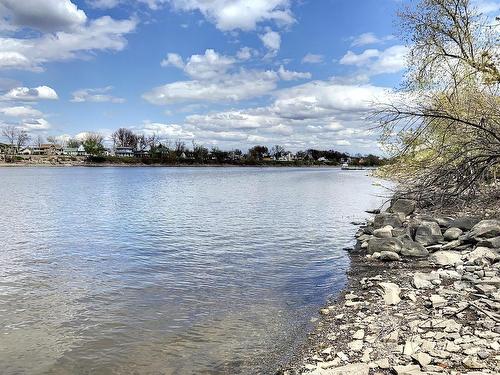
[112,128,137,148]
[377,0,499,207]
[1,125,30,154]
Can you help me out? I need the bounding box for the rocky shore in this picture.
[282,199,500,375]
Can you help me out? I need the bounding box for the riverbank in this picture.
[280,199,500,374]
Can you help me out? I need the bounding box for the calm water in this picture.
[0,167,388,375]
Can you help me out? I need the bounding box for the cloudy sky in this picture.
[0,0,498,153]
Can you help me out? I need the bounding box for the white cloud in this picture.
[278,65,311,81]
[143,69,279,104]
[168,0,294,31]
[71,86,125,103]
[0,106,43,117]
[473,0,500,14]
[0,0,87,32]
[0,52,39,71]
[260,29,281,51]
[20,118,52,131]
[87,0,121,9]
[2,86,59,101]
[236,47,257,60]
[350,32,394,47]
[302,53,323,64]
[340,45,408,75]
[161,53,185,68]
[0,16,137,71]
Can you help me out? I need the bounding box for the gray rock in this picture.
[477,236,500,248]
[429,250,462,266]
[443,227,463,241]
[469,219,500,240]
[373,212,403,229]
[415,221,444,246]
[389,198,416,216]
[373,225,393,238]
[317,363,369,375]
[411,352,432,366]
[467,246,499,263]
[379,251,401,261]
[379,282,401,305]
[392,365,425,375]
[368,238,403,254]
[448,216,481,231]
[412,271,440,289]
[399,235,429,257]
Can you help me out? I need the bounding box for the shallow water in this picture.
[0,167,388,374]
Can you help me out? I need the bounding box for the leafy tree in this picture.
[82,133,105,156]
[248,145,268,160]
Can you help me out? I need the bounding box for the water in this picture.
[0,167,388,375]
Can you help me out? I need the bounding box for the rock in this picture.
[348,340,363,351]
[373,225,393,238]
[318,363,369,375]
[320,308,330,315]
[353,329,365,340]
[375,358,390,369]
[415,221,444,246]
[441,239,462,249]
[399,235,429,257]
[379,282,401,305]
[411,352,432,366]
[403,340,420,355]
[429,251,462,266]
[469,220,500,240]
[412,272,440,289]
[379,251,401,261]
[389,198,416,216]
[373,212,403,229]
[437,269,462,280]
[443,227,463,241]
[478,236,500,248]
[462,356,485,369]
[448,216,481,231]
[392,365,424,375]
[430,294,447,308]
[467,247,499,263]
[368,238,403,254]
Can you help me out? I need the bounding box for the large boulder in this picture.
[415,221,444,246]
[389,199,416,216]
[429,251,462,266]
[468,220,500,240]
[448,216,481,231]
[373,212,403,229]
[373,225,393,238]
[368,238,403,254]
[443,227,463,241]
[399,235,429,257]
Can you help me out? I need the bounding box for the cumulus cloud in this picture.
[302,53,323,64]
[168,0,294,31]
[161,53,185,68]
[1,86,59,101]
[143,69,279,104]
[87,0,121,9]
[340,45,408,75]
[349,32,394,47]
[20,118,52,131]
[260,29,281,51]
[277,65,311,81]
[236,47,257,60]
[0,15,137,71]
[71,86,125,103]
[161,49,235,79]
[0,0,87,32]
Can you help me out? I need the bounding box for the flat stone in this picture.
[469,220,500,240]
[478,236,500,248]
[318,363,369,375]
[430,294,447,308]
[379,282,401,305]
[348,340,363,351]
[392,365,425,375]
[353,329,365,340]
[403,340,420,355]
[463,356,485,369]
[412,272,440,289]
[448,216,481,231]
[467,247,499,263]
[411,352,432,366]
[429,251,462,266]
[375,358,390,369]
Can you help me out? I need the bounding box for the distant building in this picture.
[115,146,135,157]
[33,144,63,156]
[63,145,87,156]
[318,157,329,162]
[276,152,295,162]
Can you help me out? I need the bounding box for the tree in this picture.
[248,145,268,160]
[67,138,81,148]
[377,0,499,206]
[82,133,105,156]
[271,145,286,159]
[1,125,30,154]
[112,128,137,148]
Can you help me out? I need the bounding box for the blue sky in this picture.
[0,0,498,153]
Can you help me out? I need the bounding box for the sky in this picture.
[0,0,498,153]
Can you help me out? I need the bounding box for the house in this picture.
[19,147,33,155]
[318,157,329,162]
[63,145,87,156]
[115,146,135,157]
[33,144,63,155]
[276,152,295,162]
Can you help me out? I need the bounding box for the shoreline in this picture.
[280,199,500,374]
